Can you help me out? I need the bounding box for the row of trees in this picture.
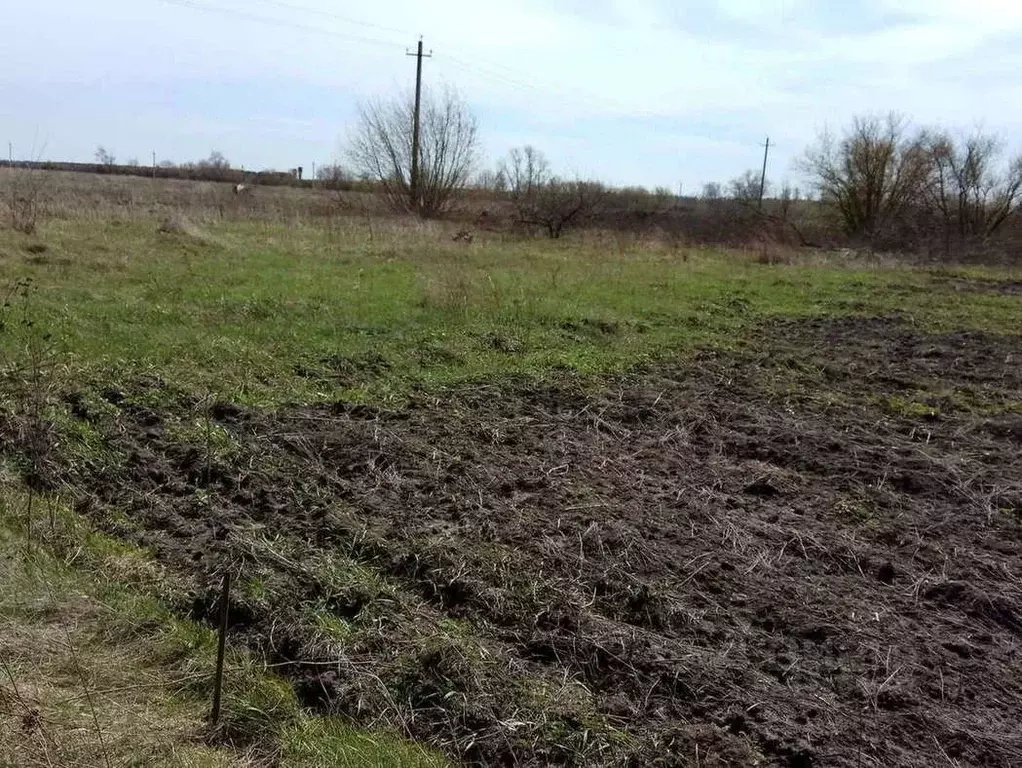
[344,87,609,236]
[80,92,1022,253]
[92,148,232,177]
[799,114,1022,251]
[86,91,1019,251]
[343,88,1022,253]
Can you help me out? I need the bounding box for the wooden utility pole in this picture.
[406,37,432,214]
[758,137,770,210]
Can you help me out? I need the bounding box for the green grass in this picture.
[0,483,447,767]
[3,215,1018,406]
[3,188,1021,765]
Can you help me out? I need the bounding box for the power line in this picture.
[243,0,409,37]
[234,0,669,118]
[153,0,404,51]
[154,0,662,121]
[436,53,663,122]
[147,0,767,170]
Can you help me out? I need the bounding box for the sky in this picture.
[3,0,1022,191]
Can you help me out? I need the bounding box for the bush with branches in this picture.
[94,146,116,167]
[347,86,478,216]
[800,113,1022,256]
[498,146,606,238]
[315,163,353,192]
[923,131,1022,253]
[799,113,932,243]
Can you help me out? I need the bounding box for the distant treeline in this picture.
[1,159,347,189]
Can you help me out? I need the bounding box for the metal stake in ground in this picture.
[210,570,231,726]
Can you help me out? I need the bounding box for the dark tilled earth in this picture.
[10,315,1022,766]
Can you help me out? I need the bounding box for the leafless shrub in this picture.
[701,182,722,201]
[799,113,931,244]
[347,85,479,217]
[183,150,232,182]
[94,146,116,166]
[498,146,607,238]
[3,169,49,234]
[473,168,506,193]
[729,169,768,207]
[778,183,800,222]
[923,130,1022,255]
[315,162,350,190]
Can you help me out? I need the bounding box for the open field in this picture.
[2,172,1022,766]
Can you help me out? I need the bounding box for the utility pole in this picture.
[8,141,12,166]
[152,150,157,180]
[406,37,432,214]
[758,137,770,210]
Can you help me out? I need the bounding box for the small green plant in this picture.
[877,394,938,419]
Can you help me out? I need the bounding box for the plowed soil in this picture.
[17,315,1022,766]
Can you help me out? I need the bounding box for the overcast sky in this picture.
[3,0,1022,191]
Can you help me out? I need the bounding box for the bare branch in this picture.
[798,113,929,242]
[498,146,605,238]
[346,86,478,216]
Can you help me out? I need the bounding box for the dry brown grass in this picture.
[0,487,449,767]
[0,168,348,227]
[0,548,245,767]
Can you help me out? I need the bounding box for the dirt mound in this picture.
[16,316,1022,766]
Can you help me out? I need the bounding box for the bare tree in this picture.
[729,169,769,206]
[778,183,800,222]
[207,150,229,168]
[535,179,606,238]
[347,86,478,216]
[316,162,349,190]
[699,185,723,208]
[95,146,116,166]
[474,168,506,193]
[500,146,550,203]
[199,150,230,173]
[924,130,1022,244]
[498,146,605,238]
[799,113,931,241]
